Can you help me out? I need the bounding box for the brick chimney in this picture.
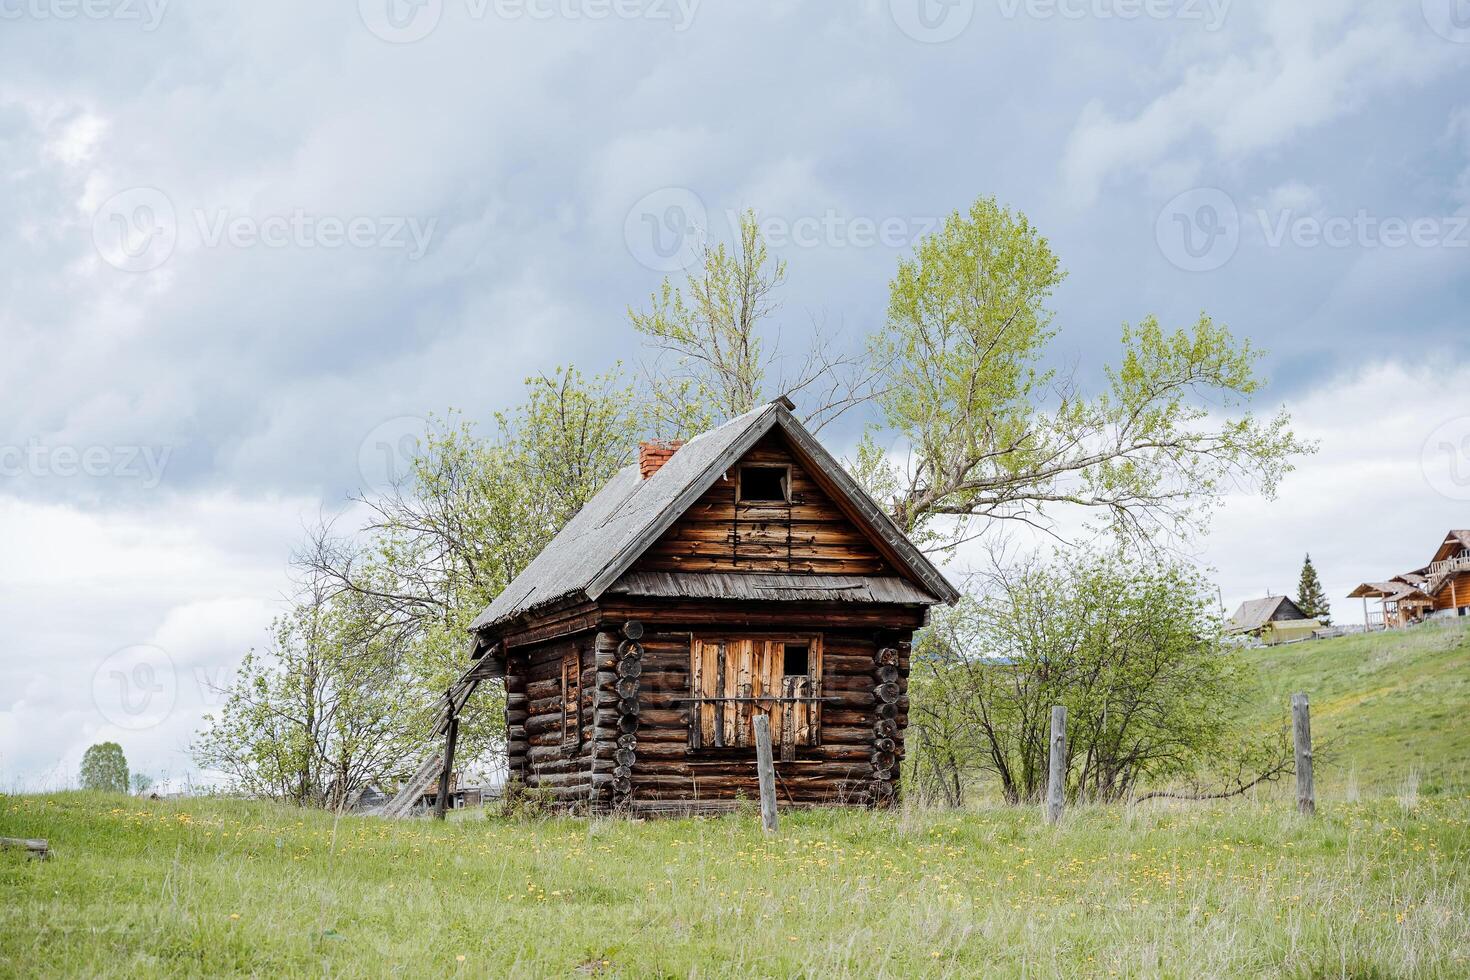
[638,439,684,479]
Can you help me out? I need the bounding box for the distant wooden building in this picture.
[1349,529,1470,629]
[435,400,958,815]
[1226,595,1322,645]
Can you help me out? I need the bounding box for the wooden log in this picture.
[754,714,778,834]
[434,710,459,821]
[0,838,48,859]
[873,664,899,685]
[875,647,899,667]
[1045,705,1066,825]
[874,682,900,703]
[1292,693,1315,816]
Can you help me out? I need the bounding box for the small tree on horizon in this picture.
[79,742,129,794]
[1297,553,1331,624]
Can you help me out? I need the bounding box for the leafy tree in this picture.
[79,742,128,794]
[861,197,1314,551]
[635,197,1312,552]
[261,367,645,803]
[193,579,428,808]
[131,772,153,794]
[630,209,882,437]
[1297,554,1331,624]
[907,553,1288,805]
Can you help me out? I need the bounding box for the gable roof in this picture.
[1431,530,1470,564]
[469,402,959,635]
[1227,595,1307,634]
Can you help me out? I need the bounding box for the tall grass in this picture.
[4,789,1468,977]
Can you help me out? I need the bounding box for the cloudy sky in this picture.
[2,0,1467,789]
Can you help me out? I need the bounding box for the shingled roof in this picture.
[468,402,959,637]
[1227,595,1309,634]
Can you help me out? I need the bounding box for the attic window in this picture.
[738,465,788,503]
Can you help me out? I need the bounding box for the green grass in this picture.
[1242,619,1470,794]
[4,792,1469,977]
[4,622,1470,977]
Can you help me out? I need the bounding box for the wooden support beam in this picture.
[434,709,459,822]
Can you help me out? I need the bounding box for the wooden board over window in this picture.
[689,635,822,754]
[560,652,581,748]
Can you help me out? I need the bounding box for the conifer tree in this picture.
[1297,554,1331,624]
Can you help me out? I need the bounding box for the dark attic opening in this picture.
[738,465,788,502]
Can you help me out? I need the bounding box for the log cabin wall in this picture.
[633,433,892,577]
[595,598,918,813]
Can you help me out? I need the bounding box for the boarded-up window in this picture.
[689,636,822,755]
[561,653,581,748]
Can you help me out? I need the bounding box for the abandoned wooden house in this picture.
[1348,529,1470,630]
[431,399,958,815]
[1226,595,1322,646]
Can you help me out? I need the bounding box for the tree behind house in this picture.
[79,742,129,794]
[1297,554,1331,624]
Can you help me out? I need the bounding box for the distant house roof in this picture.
[469,402,960,637]
[1431,530,1470,564]
[1227,595,1308,634]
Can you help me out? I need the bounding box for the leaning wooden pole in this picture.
[1291,693,1315,816]
[753,713,778,834]
[434,706,459,821]
[1045,705,1067,824]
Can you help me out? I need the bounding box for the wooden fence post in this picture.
[753,713,778,834]
[1046,705,1066,824]
[1292,693,1315,816]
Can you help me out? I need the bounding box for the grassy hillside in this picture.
[1242,619,1470,794]
[3,791,1468,977]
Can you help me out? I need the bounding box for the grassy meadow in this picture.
[4,621,1469,978]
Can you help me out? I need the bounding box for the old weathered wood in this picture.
[1045,705,1066,825]
[753,713,778,834]
[1292,693,1315,816]
[0,837,48,859]
[434,709,459,821]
